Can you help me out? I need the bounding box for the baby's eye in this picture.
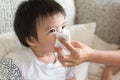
[49,29,56,33]
[62,25,66,29]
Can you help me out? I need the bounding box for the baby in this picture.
[0,0,76,80]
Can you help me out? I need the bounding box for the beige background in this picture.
[75,0,120,44]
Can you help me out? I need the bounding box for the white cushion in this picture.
[0,31,23,59]
[68,22,96,47]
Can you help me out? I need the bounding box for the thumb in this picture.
[55,47,65,59]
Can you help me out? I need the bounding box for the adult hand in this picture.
[55,38,92,67]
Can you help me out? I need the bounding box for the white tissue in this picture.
[55,30,71,55]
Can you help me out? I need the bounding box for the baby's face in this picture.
[34,13,66,54]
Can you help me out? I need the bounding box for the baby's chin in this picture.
[47,48,56,53]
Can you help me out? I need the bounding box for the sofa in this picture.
[0,0,120,80]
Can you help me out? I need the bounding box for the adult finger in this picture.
[56,47,71,61]
[58,37,76,52]
[58,59,77,67]
[55,47,65,59]
[71,40,86,48]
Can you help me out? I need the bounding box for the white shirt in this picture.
[0,47,74,80]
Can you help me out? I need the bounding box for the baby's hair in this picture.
[14,0,66,47]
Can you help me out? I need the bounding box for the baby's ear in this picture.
[26,37,37,47]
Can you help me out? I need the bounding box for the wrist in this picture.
[84,48,96,62]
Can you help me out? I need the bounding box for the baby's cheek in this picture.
[52,34,56,44]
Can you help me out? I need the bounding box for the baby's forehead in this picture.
[36,16,54,29]
[36,15,54,26]
[36,13,65,26]
[37,16,66,30]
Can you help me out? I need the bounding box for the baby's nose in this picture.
[57,29,63,33]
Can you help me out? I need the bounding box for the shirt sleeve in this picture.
[65,67,75,79]
[0,58,23,80]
